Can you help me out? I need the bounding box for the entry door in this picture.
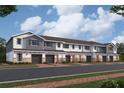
[66,55,70,62]
[109,56,113,62]
[86,56,91,62]
[102,56,107,62]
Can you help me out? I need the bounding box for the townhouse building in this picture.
[6,32,119,64]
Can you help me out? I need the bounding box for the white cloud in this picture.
[53,5,83,16]
[43,6,123,42]
[20,16,42,33]
[46,9,52,15]
[20,6,123,42]
[112,31,124,44]
[43,13,84,37]
[32,5,39,8]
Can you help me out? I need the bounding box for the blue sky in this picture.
[0,5,124,44]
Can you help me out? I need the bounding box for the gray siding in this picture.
[44,41,56,50]
[6,38,13,53]
[23,35,44,50]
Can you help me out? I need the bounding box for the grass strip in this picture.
[59,77,124,88]
[0,70,124,88]
[0,64,38,69]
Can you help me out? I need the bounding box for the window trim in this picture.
[17,38,21,45]
[94,46,97,50]
[44,42,53,47]
[57,43,61,48]
[30,39,39,46]
[63,44,69,48]
[85,46,90,50]
[72,45,75,49]
[79,45,81,49]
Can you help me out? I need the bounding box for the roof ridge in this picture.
[40,35,104,45]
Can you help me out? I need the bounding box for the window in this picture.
[17,53,22,61]
[29,40,39,46]
[72,45,75,49]
[17,38,21,44]
[94,46,97,50]
[79,45,81,49]
[108,45,113,51]
[85,46,90,50]
[45,42,53,47]
[57,43,61,47]
[63,44,69,48]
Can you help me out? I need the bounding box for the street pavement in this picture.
[0,63,124,82]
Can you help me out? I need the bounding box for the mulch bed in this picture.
[16,72,124,88]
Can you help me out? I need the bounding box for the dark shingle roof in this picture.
[41,35,105,45]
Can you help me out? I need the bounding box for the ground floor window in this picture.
[17,53,22,61]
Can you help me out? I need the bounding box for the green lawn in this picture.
[0,70,124,88]
[59,77,124,88]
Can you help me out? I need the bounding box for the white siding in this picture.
[56,43,82,52]
[13,33,32,49]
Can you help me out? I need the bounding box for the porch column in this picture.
[82,55,86,62]
[98,55,102,62]
[113,55,117,62]
[42,53,46,64]
[70,55,73,62]
[54,55,57,64]
[63,54,66,62]
[117,55,119,61]
[107,56,110,62]
[92,53,97,62]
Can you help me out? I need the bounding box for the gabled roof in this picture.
[41,35,105,46]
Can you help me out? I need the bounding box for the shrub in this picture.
[100,80,119,88]
[62,61,70,64]
[117,80,124,88]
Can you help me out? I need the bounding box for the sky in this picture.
[0,5,124,44]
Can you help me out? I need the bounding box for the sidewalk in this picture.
[36,62,124,68]
[16,72,124,88]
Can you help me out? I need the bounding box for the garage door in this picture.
[86,56,91,62]
[102,56,107,62]
[109,56,113,62]
[46,55,54,64]
[32,54,42,64]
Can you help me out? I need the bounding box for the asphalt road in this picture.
[0,63,124,82]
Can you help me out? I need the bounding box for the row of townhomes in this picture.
[6,32,119,64]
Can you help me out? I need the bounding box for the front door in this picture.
[109,56,113,62]
[86,56,91,62]
[102,56,107,62]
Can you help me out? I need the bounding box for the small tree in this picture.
[110,5,124,17]
[0,37,6,63]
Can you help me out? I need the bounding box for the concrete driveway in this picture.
[0,63,124,82]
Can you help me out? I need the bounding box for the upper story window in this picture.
[29,39,39,46]
[72,45,75,49]
[57,43,61,47]
[94,46,97,50]
[63,44,69,48]
[17,38,21,45]
[108,45,113,51]
[45,42,53,47]
[85,46,90,50]
[79,45,81,49]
